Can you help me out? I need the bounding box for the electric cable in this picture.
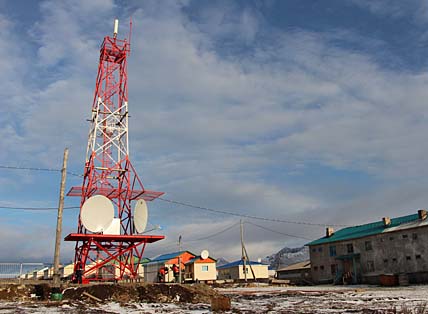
[187,221,240,242]
[158,197,349,227]
[0,205,79,211]
[245,221,312,240]
[0,165,83,177]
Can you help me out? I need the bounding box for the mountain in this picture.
[262,246,309,270]
[216,257,230,267]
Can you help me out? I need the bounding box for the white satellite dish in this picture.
[201,250,209,260]
[134,199,148,233]
[81,195,114,233]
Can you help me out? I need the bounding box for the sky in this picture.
[1,0,428,264]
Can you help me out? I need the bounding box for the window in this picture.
[312,248,316,252]
[383,259,388,264]
[201,265,208,272]
[367,261,375,272]
[347,243,354,253]
[331,264,337,275]
[413,233,418,240]
[329,245,337,257]
[402,234,408,239]
[392,258,397,263]
[365,241,372,251]
[320,265,324,271]
[318,247,323,252]
[406,256,411,261]
[314,266,318,271]
[389,236,394,241]
[416,254,422,259]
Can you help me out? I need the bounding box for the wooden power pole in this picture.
[240,220,247,282]
[53,148,69,286]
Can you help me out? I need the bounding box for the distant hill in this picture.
[216,257,230,267]
[262,246,309,270]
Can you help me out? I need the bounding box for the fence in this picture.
[0,263,45,279]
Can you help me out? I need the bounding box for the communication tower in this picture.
[65,19,164,282]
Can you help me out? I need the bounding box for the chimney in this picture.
[418,209,427,220]
[326,227,334,237]
[382,217,391,227]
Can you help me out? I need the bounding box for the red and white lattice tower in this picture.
[65,19,164,282]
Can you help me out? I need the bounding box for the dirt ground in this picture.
[1,283,428,313]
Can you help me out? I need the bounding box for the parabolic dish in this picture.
[134,199,148,233]
[81,195,114,233]
[201,250,209,260]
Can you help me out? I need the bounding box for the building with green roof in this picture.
[307,209,428,285]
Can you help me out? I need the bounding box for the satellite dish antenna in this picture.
[81,195,114,233]
[134,199,148,233]
[201,250,209,260]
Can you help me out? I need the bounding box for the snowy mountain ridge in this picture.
[262,246,309,270]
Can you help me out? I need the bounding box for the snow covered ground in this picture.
[1,285,427,313]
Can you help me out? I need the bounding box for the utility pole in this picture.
[178,235,182,284]
[240,220,247,282]
[53,148,69,287]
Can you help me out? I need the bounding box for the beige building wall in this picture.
[218,264,269,280]
[191,262,216,281]
[60,264,75,278]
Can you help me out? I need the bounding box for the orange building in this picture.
[144,251,196,283]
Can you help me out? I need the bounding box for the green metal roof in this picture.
[307,213,419,246]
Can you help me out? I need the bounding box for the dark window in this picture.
[318,247,322,252]
[331,264,337,275]
[416,255,422,259]
[402,234,408,239]
[329,246,336,257]
[389,236,394,241]
[413,233,418,240]
[314,266,318,271]
[320,265,324,271]
[347,243,354,253]
[406,256,411,261]
[392,258,397,262]
[383,259,388,264]
[312,248,316,252]
[367,261,375,272]
[365,241,372,251]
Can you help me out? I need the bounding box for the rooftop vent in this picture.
[326,227,334,237]
[382,217,391,227]
[418,209,427,220]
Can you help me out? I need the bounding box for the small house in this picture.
[217,260,269,281]
[276,260,311,284]
[184,255,216,282]
[144,251,196,283]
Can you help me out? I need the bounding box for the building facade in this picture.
[217,260,269,281]
[276,260,311,284]
[144,251,196,283]
[184,256,216,282]
[307,210,428,285]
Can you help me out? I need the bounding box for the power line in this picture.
[0,205,79,211]
[0,165,83,177]
[188,221,240,242]
[158,197,349,227]
[245,221,312,240]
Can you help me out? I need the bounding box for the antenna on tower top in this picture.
[113,19,119,38]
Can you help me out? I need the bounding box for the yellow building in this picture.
[217,260,269,281]
[184,256,216,282]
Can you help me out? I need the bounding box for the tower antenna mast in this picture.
[65,19,164,282]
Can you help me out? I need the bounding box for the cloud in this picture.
[3,0,428,263]
[348,0,428,24]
